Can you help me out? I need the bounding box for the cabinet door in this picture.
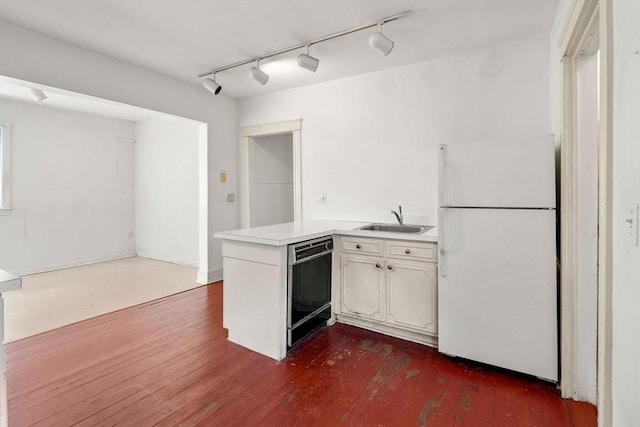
[340,254,385,322]
[386,259,437,334]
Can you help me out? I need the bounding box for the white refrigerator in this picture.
[438,135,558,381]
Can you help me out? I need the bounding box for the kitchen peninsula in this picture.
[214,220,438,361]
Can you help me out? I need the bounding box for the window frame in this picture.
[0,121,12,215]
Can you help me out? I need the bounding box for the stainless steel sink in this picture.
[357,223,433,234]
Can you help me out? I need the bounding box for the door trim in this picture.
[596,2,613,425]
[240,119,302,228]
[557,0,612,423]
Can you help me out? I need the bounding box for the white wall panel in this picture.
[0,98,136,274]
[612,1,640,425]
[135,117,199,267]
[238,36,551,227]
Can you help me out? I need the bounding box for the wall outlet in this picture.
[317,194,327,204]
[626,202,638,246]
[227,193,235,202]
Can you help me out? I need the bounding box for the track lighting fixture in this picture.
[198,10,412,95]
[250,60,269,85]
[29,88,47,102]
[202,73,221,95]
[297,45,319,72]
[369,23,394,56]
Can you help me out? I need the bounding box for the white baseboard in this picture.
[135,251,220,284]
[12,252,220,285]
[197,269,223,285]
[135,251,198,268]
[12,253,137,276]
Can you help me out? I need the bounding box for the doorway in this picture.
[249,133,294,227]
[558,0,612,423]
[240,119,302,228]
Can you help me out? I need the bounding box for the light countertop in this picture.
[0,269,22,293]
[214,220,438,246]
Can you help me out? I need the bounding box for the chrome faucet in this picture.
[391,205,403,225]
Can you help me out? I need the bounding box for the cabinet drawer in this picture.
[341,237,383,255]
[386,241,437,262]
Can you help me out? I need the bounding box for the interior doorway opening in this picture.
[249,133,294,227]
[0,77,209,342]
[240,119,302,228]
[557,1,612,424]
[0,77,206,278]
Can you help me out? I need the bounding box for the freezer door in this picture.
[438,208,558,381]
[439,136,556,208]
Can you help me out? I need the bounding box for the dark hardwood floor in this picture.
[7,283,596,426]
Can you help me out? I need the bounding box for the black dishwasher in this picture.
[287,236,333,347]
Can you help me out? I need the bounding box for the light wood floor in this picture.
[7,284,597,426]
[4,257,200,342]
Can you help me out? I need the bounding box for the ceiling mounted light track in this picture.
[198,10,412,95]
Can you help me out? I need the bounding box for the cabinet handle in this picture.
[405,249,411,254]
[387,265,393,270]
[356,244,362,249]
[375,263,381,269]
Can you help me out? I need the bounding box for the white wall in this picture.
[238,36,551,225]
[0,20,237,283]
[250,134,294,227]
[0,98,136,275]
[612,1,640,425]
[135,117,199,267]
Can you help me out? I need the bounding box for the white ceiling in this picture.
[0,0,559,100]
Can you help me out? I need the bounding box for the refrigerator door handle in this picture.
[438,145,448,279]
[439,208,446,277]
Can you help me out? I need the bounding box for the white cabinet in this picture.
[335,236,438,347]
[340,254,384,321]
[386,259,437,334]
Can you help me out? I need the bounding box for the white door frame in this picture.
[557,0,612,424]
[239,119,302,228]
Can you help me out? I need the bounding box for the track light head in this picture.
[29,88,47,102]
[369,23,394,56]
[250,60,269,85]
[202,75,222,95]
[297,45,319,72]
